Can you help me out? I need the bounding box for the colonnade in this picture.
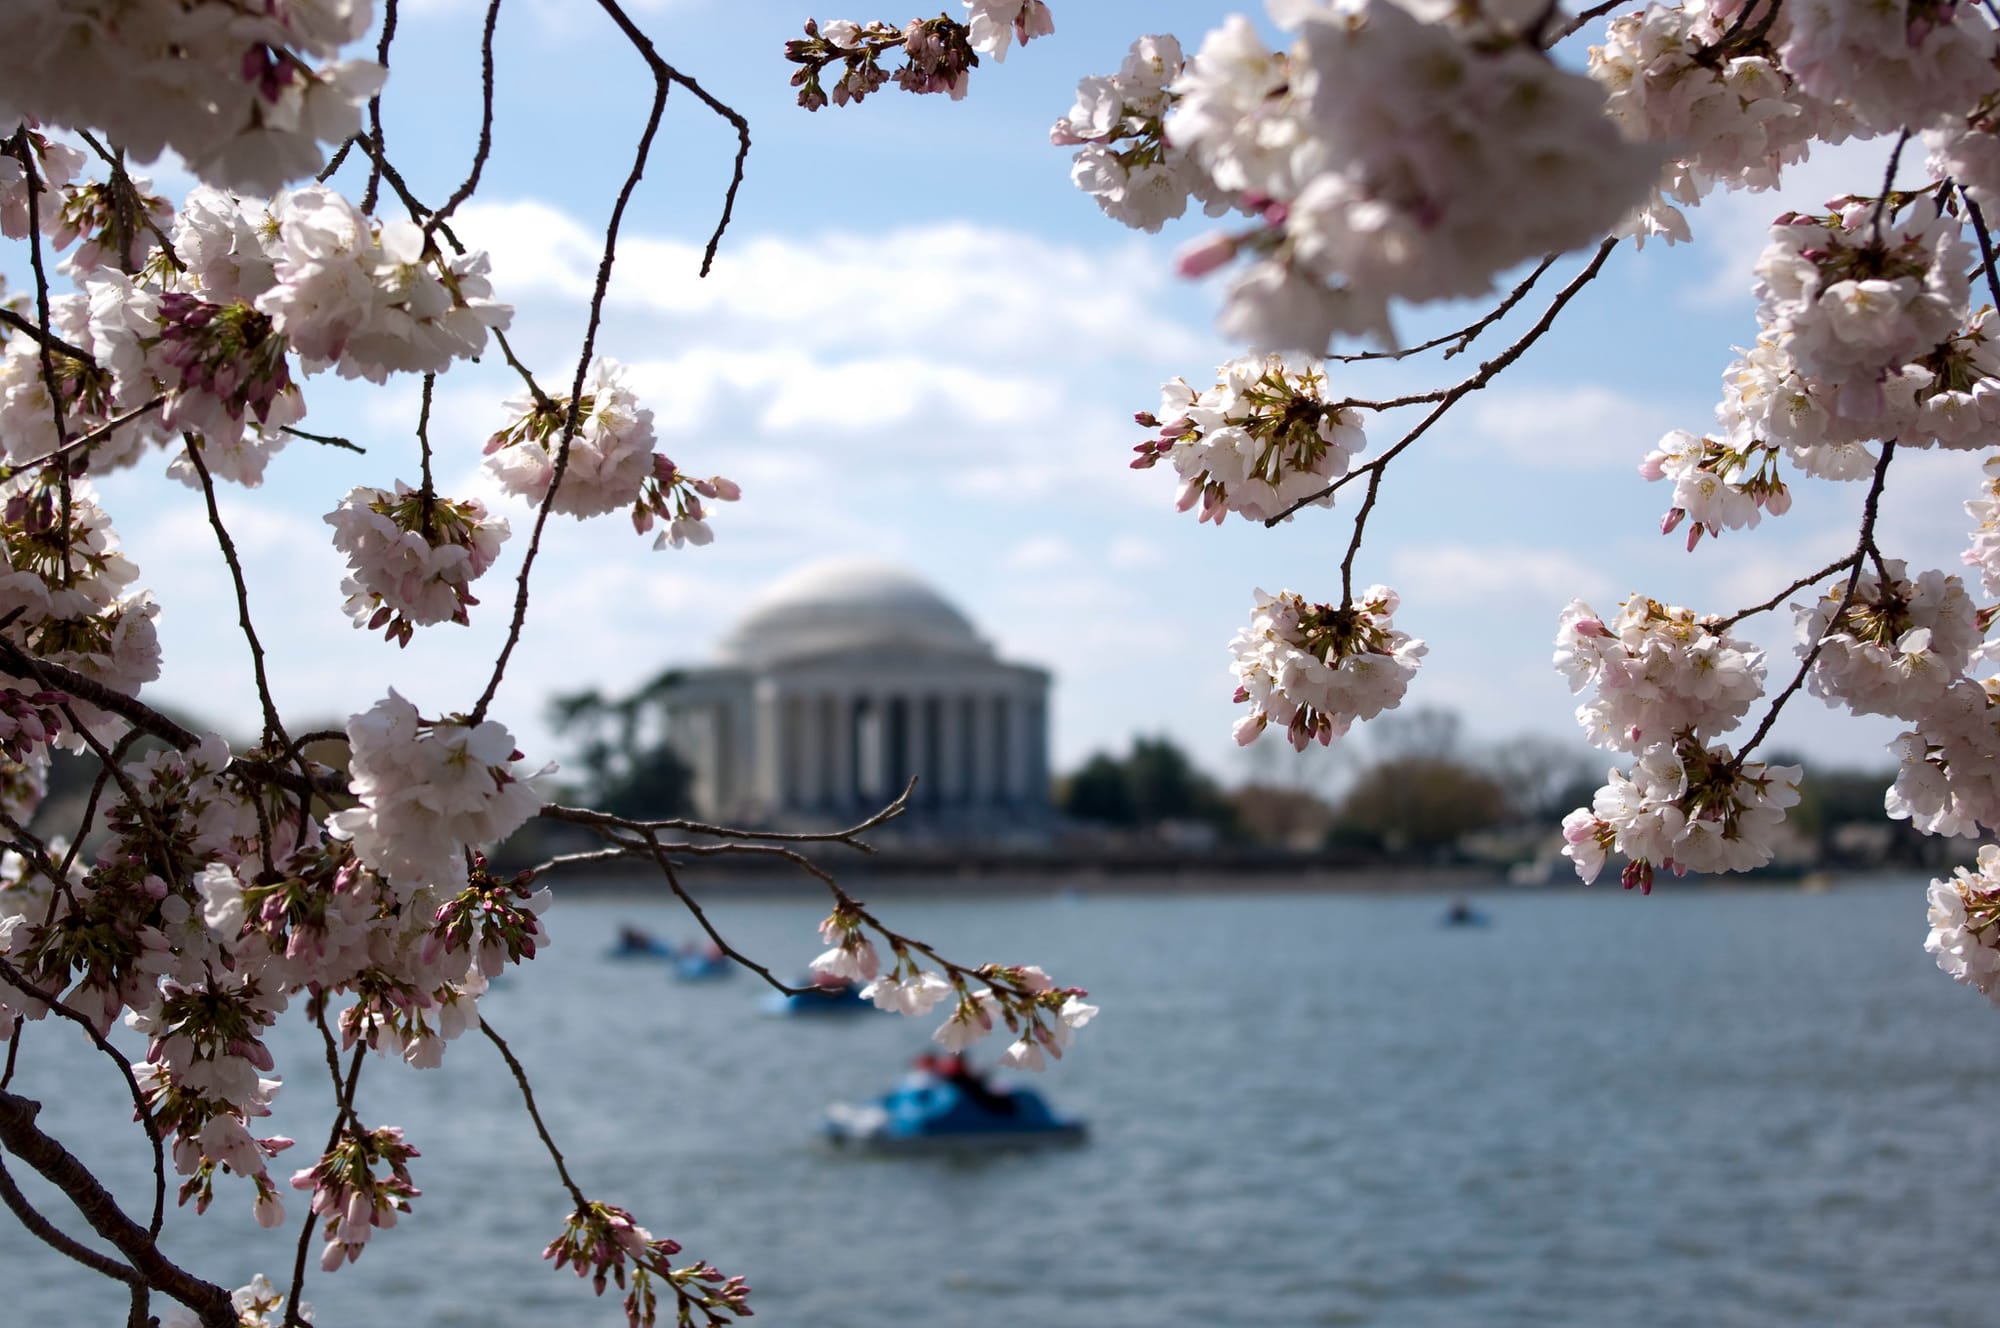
[755,681,1048,816]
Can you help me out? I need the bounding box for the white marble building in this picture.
[657,560,1051,831]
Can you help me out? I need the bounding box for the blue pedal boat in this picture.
[822,1071,1088,1152]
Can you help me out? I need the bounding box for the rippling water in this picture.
[7,878,1998,1327]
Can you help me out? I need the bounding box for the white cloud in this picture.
[1003,535,1077,571]
[1388,544,1616,607]
[454,201,1205,364]
[1108,535,1165,569]
[1458,384,1676,469]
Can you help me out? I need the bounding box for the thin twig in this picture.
[0,308,95,367]
[425,0,506,240]
[1271,237,1620,545]
[591,0,752,277]
[1709,551,1863,631]
[480,1019,587,1207]
[1548,0,1624,44]
[470,0,679,724]
[1732,440,1897,767]
[180,437,297,764]
[362,0,399,214]
[1330,253,1559,366]
[278,424,364,454]
[285,1018,365,1328]
[9,397,164,472]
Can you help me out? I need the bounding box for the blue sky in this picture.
[55,1,1995,787]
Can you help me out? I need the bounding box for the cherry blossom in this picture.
[1230,586,1426,750]
[1926,844,2000,1003]
[1134,355,1365,523]
[327,483,510,644]
[327,692,547,897]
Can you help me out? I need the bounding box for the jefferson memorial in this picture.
[655,559,1052,832]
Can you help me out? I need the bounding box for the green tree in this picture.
[547,672,696,821]
[1331,755,1508,858]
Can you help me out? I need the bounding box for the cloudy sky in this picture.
[65,2,1993,785]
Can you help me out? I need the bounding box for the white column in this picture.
[829,692,854,812]
[967,694,992,808]
[1008,685,1034,807]
[856,694,883,803]
[794,693,822,810]
[1029,691,1050,808]
[753,679,783,813]
[939,693,964,807]
[988,694,1010,807]
[912,696,932,808]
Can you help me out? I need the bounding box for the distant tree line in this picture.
[1058,709,1942,869]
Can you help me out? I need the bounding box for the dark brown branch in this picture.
[286,1016,365,1328]
[0,954,166,1235]
[538,779,910,850]
[0,307,94,368]
[470,0,677,724]
[480,1019,587,1207]
[591,0,752,277]
[1548,0,1624,43]
[0,1150,143,1287]
[1275,236,1620,559]
[0,1091,233,1328]
[1710,551,1863,631]
[182,436,294,756]
[425,0,506,241]
[11,397,165,472]
[1966,196,2000,316]
[1731,439,1897,767]
[0,637,344,801]
[1330,252,1559,366]
[278,424,364,454]
[362,0,399,215]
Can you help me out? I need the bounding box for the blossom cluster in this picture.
[1229,586,1426,750]
[0,2,384,193]
[1555,597,1767,753]
[814,901,1097,1069]
[1554,596,1799,885]
[1650,203,1999,538]
[546,1201,751,1328]
[787,0,1049,111]
[1926,844,2000,1003]
[327,483,510,644]
[1795,561,1978,721]
[291,1125,423,1273]
[328,691,546,897]
[1561,741,1803,892]
[1052,34,1234,234]
[1143,0,1661,350]
[1587,1,1852,246]
[1133,355,1366,524]
[484,358,739,548]
[1752,206,1971,421]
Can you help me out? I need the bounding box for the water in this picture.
[6,878,1998,1327]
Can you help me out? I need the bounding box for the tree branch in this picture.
[0,1091,234,1328]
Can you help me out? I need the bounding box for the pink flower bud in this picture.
[1176,233,1239,279]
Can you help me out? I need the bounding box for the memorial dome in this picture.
[716,558,992,665]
